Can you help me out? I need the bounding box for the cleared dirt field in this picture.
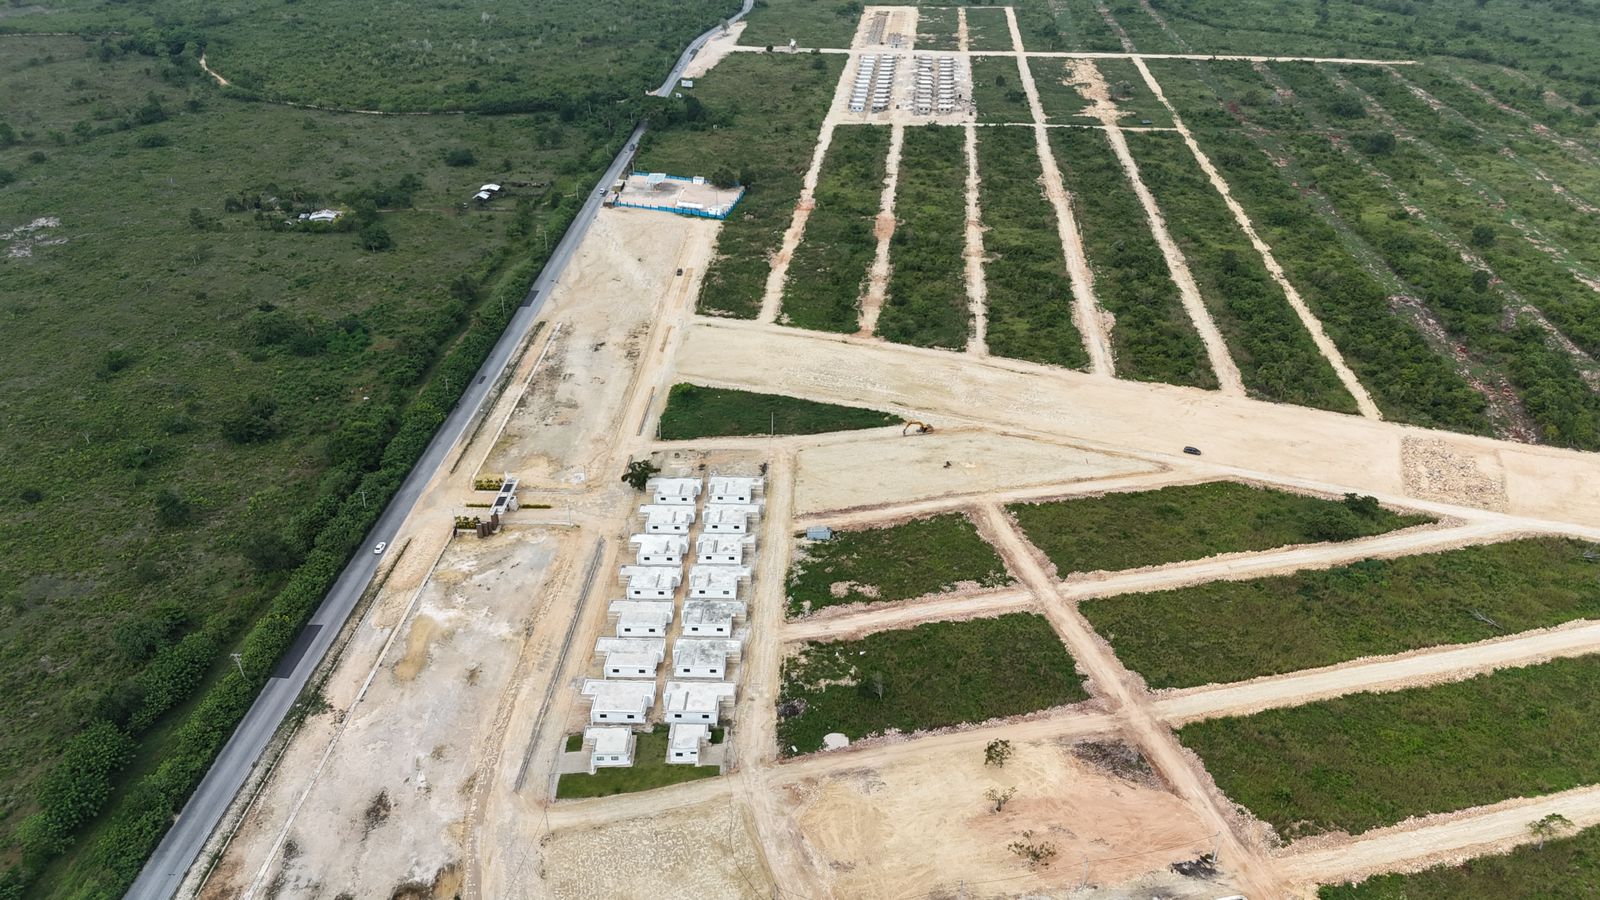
[539,799,764,899]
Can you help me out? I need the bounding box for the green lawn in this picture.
[555,727,720,799]
[1010,482,1430,576]
[657,384,901,439]
[1084,537,1600,689]
[1182,654,1600,841]
[1320,822,1600,899]
[778,614,1086,754]
[787,512,1012,617]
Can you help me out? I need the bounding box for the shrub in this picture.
[443,147,476,167]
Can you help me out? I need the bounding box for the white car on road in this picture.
[373,541,387,555]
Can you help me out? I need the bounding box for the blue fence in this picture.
[616,172,745,220]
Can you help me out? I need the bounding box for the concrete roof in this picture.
[663,681,736,713]
[708,476,763,494]
[696,534,754,554]
[595,637,666,660]
[629,534,688,554]
[648,477,702,498]
[608,600,675,625]
[703,505,759,524]
[639,504,695,523]
[682,599,746,626]
[620,566,681,588]
[580,679,656,714]
[673,638,741,669]
[668,723,709,752]
[585,726,633,754]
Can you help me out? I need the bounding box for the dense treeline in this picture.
[879,125,971,349]
[1051,127,1214,387]
[1127,131,1357,412]
[974,125,1091,368]
[781,124,891,332]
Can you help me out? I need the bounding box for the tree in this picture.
[1470,224,1496,249]
[154,488,195,528]
[985,738,1014,767]
[1528,813,1574,849]
[1341,493,1382,518]
[1361,131,1396,155]
[443,147,476,167]
[857,670,886,701]
[1307,505,1363,541]
[621,458,660,491]
[359,222,393,252]
[221,393,279,443]
[1007,830,1058,868]
[985,786,1016,813]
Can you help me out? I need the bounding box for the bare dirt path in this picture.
[963,122,990,354]
[1156,617,1600,725]
[782,586,1038,642]
[957,5,969,54]
[1074,58,1242,393]
[1007,7,1115,375]
[856,122,904,337]
[1132,57,1383,418]
[977,501,1286,897]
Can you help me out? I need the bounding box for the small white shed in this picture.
[666,723,710,765]
[682,599,746,636]
[649,477,702,506]
[663,681,736,725]
[607,600,675,637]
[619,565,681,599]
[594,637,666,678]
[630,533,688,566]
[695,534,754,566]
[638,504,695,534]
[584,726,635,769]
[688,565,749,599]
[580,679,656,725]
[673,638,741,679]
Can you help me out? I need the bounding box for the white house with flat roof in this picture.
[594,637,665,678]
[702,504,759,534]
[629,533,688,566]
[682,599,746,636]
[688,564,749,599]
[673,638,741,679]
[619,565,680,599]
[584,726,635,769]
[666,723,711,765]
[695,533,755,566]
[649,477,702,506]
[707,476,764,504]
[580,679,656,725]
[638,504,695,534]
[608,600,675,637]
[663,681,736,725]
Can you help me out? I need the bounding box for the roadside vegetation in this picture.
[1181,654,1600,841]
[1127,131,1356,412]
[640,52,844,318]
[878,125,970,349]
[1084,537,1600,689]
[555,726,722,799]
[974,125,1091,368]
[780,124,891,332]
[1010,482,1428,576]
[972,57,1035,124]
[777,614,1085,754]
[1050,127,1214,387]
[1319,821,1600,899]
[786,512,1012,617]
[657,384,900,439]
[962,7,1015,51]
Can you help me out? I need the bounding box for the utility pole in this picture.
[230,652,246,679]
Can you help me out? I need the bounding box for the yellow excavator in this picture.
[902,421,933,436]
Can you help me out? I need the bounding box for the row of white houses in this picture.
[575,473,766,771]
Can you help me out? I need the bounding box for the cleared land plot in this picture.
[780,125,891,332]
[1181,654,1600,841]
[786,511,1012,616]
[777,613,1087,754]
[974,125,1091,369]
[1010,481,1428,577]
[1083,537,1600,689]
[639,53,844,318]
[1144,59,1493,436]
[657,383,901,439]
[914,6,961,51]
[971,57,1034,124]
[1319,821,1600,899]
[555,727,721,799]
[878,125,970,349]
[1126,130,1357,412]
[1050,127,1214,387]
[962,6,1015,51]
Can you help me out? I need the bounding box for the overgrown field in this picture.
[974,125,1090,368]
[555,727,721,799]
[1051,0,1124,52]
[777,613,1085,754]
[1085,537,1600,689]
[1027,58,1093,124]
[878,125,970,349]
[739,0,862,49]
[786,512,1011,617]
[962,6,1014,51]
[971,57,1034,124]
[1127,131,1357,412]
[915,6,961,52]
[639,52,843,319]
[657,384,900,439]
[1093,58,1172,127]
[1010,482,1427,576]
[780,124,891,332]
[1320,822,1600,899]
[1050,127,1213,387]
[1181,654,1600,840]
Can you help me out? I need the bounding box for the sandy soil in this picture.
[482,209,718,488]
[1134,57,1382,418]
[539,799,764,899]
[681,21,747,79]
[792,427,1159,515]
[852,5,917,51]
[784,736,1226,896]
[963,122,990,353]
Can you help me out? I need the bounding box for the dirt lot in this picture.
[539,798,764,899]
[784,735,1228,896]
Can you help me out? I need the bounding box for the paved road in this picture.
[125,121,645,900]
[650,0,754,97]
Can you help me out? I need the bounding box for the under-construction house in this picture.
[913,55,958,116]
[849,53,898,113]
